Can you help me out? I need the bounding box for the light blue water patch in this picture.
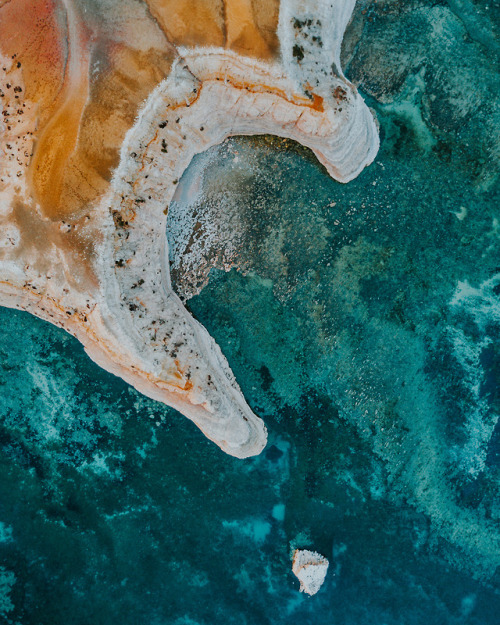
[272,504,285,522]
[222,518,272,545]
[0,567,15,618]
[0,522,13,544]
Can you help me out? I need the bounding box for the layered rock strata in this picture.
[0,0,379,457]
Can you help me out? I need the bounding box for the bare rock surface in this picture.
[292,549,329,596]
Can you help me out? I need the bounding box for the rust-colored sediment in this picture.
[145,0,280,58]
[198,71,325,112]
[0,0,90,220]
[54,43,174,221]
[0,0,176,222]
[0,0,281,222]
[0,0,66,122]
[29,43,91,220]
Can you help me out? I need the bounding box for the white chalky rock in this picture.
[292,549,329,596]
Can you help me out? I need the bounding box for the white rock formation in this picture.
[292,549,329,595]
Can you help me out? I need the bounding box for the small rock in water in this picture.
[292,549,329,596]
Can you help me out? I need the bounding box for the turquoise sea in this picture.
[1,1,499,623]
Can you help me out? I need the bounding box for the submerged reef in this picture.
[0,0,378,457]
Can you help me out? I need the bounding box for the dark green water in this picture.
[1,1,499,623]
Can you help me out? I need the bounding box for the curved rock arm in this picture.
[92,49,378,457]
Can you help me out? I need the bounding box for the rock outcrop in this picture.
[292,549,329,596]
[0,0,379,457]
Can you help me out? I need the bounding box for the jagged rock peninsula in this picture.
[0,0,378,457]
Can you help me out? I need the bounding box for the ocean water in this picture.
[1,1,499,623]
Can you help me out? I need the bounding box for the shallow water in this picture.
[1,1,500,623]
